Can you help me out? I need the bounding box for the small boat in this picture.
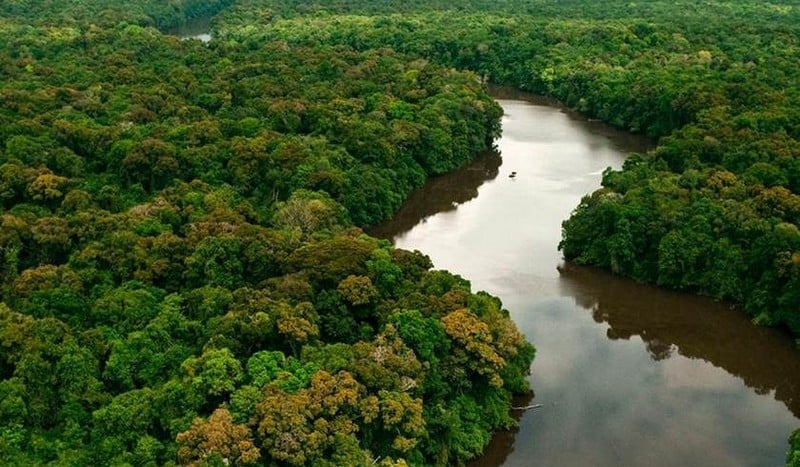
[509,171,517,178]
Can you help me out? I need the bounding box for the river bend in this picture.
[372,90,800,467]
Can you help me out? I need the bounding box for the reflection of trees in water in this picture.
[488,85,655,154]
[367,149,502,239]
[558,262,800,418]
[468,391,533,467]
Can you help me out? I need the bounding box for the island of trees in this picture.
[3,0,800,464]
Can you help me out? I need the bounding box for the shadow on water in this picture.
[366,149,502,240]
[166,16,213,42]
[488,85,657,153]
[373,90,798,465]
[469,392,534,467]
[557,262,800,418]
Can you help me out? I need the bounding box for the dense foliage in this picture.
[0,3,533,466]
[5,0,800,462]
[211,1,800,335]
[790,429,800,467]
[204,1,800,459]
[0,0,235,29]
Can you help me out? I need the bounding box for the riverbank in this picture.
[372,92,800,466]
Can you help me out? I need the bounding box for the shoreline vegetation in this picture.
[2,0,800,465]
[213,0,800,339]
[0,1,533,465]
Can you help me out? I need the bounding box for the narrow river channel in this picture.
[169,17,212,42]
[370,89,800,466]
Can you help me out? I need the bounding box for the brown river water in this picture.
[370,89,800,466]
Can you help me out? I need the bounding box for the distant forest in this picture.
[2,0,800,465]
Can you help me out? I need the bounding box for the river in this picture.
[169,17,212,42]
[370,89,800,466]
[169,20,800,461]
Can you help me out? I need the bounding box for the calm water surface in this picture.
[371,90,800,466]
[169,17,212,42]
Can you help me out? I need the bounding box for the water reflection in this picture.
[558,263,800,418]
[167,17,213,42]
[471,392,533,467]
[374,93,800,466]
[489,85,656,154]
[366,149,501,239]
